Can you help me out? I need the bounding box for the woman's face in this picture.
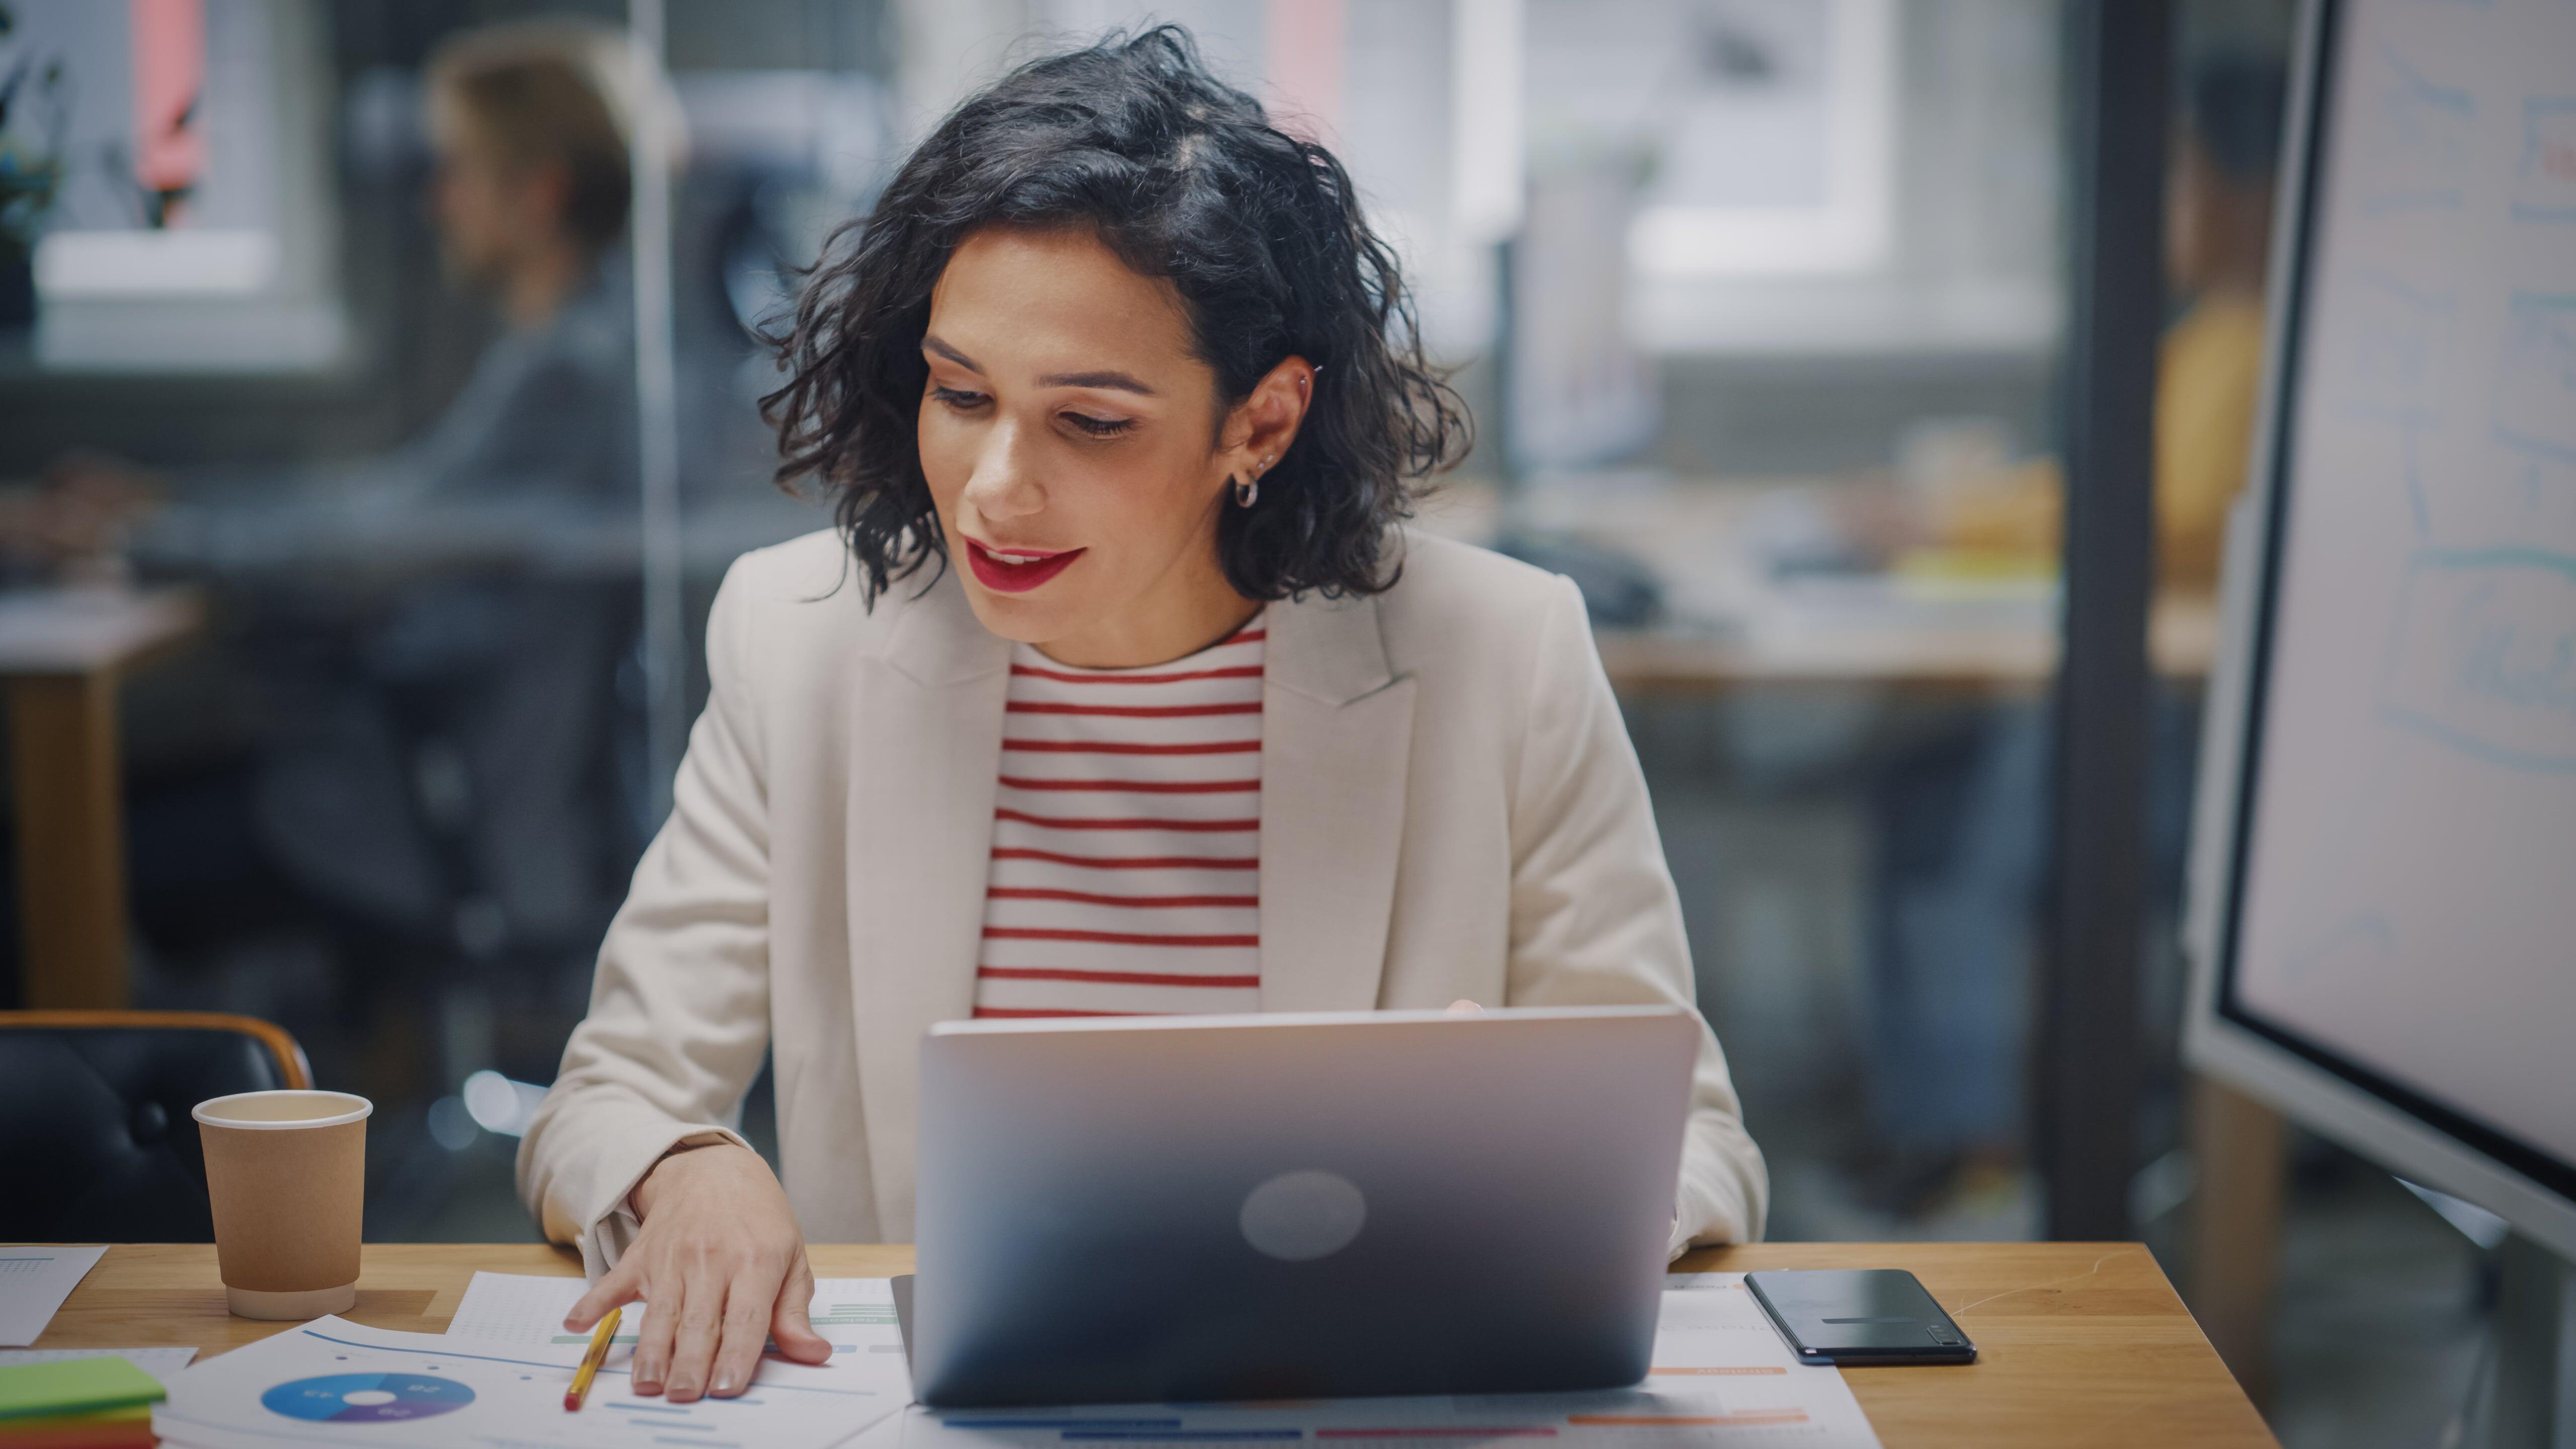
[917,225,1310,668]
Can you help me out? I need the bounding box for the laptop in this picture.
[908,1005,1702,1407]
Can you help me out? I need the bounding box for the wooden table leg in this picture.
[9,671,132,1009]
[2189,1074,2287,1406]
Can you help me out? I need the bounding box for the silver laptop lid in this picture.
[912,1005,1701,1406]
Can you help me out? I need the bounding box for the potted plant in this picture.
[0,3,69,327]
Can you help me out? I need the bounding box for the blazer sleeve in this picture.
[1505,575,1770,1252]
[516,557,774,1277]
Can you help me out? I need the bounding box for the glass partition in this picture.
[3,0,686,1239]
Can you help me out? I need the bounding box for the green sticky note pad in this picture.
[0,1357,167,1421]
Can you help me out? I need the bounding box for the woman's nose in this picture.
[960,424,1045,520]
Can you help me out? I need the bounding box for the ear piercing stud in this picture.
[1237,456,1278,508]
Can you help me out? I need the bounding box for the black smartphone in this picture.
[1744,1269,1977,1366]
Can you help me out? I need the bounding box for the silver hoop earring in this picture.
[1234,474,1259,508]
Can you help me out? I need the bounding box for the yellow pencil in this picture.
[565,1306,621,1411]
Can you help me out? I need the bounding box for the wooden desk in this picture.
[34,1241,2272,1447]
[0,587,204,1009]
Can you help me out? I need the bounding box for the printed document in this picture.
[888,1278,1879,1448]
[0,1245,106,1346]
[150,1315,905,1449]
[448,1271,911,1389]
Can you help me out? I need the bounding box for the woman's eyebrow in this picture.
[1037,369,1158,396]
[922,335,984,373]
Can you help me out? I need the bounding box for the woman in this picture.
[521,27,1766,1405]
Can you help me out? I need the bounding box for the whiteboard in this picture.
[2217,0,2576,1201]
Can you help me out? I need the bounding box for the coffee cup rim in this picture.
[192,1089,374,1131]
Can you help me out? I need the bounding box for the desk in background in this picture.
[1593,593,2216,697]
[0,587,204,1009]
[1414,479,2219,697]
[34,1241,2274,1448]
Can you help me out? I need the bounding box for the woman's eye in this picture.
[1062,412,1135,438]
[930,386,990,412]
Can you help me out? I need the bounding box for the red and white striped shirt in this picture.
[971,614,1265,1018]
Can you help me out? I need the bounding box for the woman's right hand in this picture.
[563,1142,833,1401]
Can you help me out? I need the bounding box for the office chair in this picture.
[0,1010,312,1242]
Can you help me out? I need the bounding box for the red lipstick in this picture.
[965,537,1085,593]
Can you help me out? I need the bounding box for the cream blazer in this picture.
[519,527,1768,1273]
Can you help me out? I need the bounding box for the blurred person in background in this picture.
[2154,55,2284,590]
[1906,55,2283,589]
[234,19,660,993]
[1855,52,2286,1221]
[391,19,640,507]
[77,22,648,521]
[49,20,672,1101]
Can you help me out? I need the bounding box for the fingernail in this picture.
[713,1375,735,1393]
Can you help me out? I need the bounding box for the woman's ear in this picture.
[1220,356,1317,485]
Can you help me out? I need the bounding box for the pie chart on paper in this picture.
[261,1373,476,1422]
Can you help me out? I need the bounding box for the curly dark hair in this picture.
[762,24,1469,604]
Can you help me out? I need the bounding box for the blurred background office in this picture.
[0,2,2497,1443]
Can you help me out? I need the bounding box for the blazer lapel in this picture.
[1259,588,1416,1012]
[844,566,1009,1234]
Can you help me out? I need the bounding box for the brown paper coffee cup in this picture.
[193,1090,372,1320]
